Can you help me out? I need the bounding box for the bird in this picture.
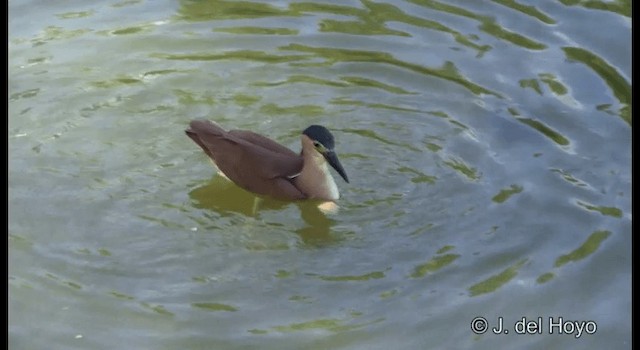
[185,120,349,202]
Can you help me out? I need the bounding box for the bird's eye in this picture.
[313,141,321,148]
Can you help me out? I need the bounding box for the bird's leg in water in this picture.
[251,197,263,216]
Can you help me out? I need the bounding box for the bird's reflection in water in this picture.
[189,176,287,216]
[295,201,336,247]
[188,176,339,247]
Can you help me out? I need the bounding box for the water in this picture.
[9,0,631,349]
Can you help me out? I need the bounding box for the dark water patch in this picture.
[397,166,437,184]
[90,77,143,88]
[110,291,135,300]
[315,271,386,282]
[515,117,570,147]
[232,93,261,106]
[341,127,421,152]
[443,157,480,181]
[177,0,298,21]
[559,0,630,17]
[262,315,384,334]
[294,0,490,53]
[109,26,150,35]
[280,44,501,97]
[331,97,428,116]
[554,230,611,267]
[469,259,527,296]
[259,103,325,116]
[56,11,94,19]
[174,89,216,105]
[538,73,569,96]
[192,302,238,312]
[26,26,91,46]
[111,0,143,8]
[341,76,416,94]
[536,272,555,284]
[492,184,523,203]
[254,75,349,88]
[408,0,547,50]
[411,253,460,278]
[563,47,631,125]
[214,26,299,35]
[576,201,623,218]
[140,302,174,317]
[10,88,41,101]
[519,78,543,95]
[478,20,546,50]
[490,0,556,24]
[151,50,311,64]
[550,169,591,189]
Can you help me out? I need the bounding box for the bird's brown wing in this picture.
[186,120,306,200]
[228,130,299,157]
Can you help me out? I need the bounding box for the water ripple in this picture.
[9,0,631,348]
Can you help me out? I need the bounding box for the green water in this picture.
[9,0,631,349]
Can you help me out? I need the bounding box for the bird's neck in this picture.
[295,149,340,201]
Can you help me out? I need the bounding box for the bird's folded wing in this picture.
[190,125,303,180]
[228,130,298,157]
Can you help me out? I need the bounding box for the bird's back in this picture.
[185,120,306,200]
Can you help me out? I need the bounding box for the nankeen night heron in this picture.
[185,120,349,203]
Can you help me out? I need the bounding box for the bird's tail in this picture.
[185,120,227,159]
[186,119,227,137]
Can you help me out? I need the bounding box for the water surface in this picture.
[9,0,631,349]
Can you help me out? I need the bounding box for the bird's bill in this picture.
[325,151,349,183]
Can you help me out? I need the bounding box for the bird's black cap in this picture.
[302,125,335,149]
